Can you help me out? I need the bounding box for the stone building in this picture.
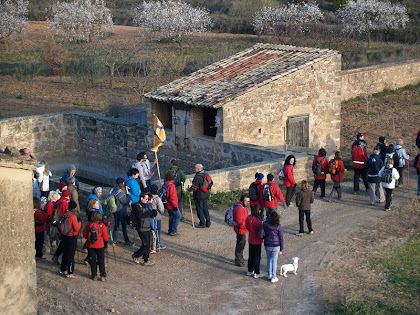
[146,43,342,152]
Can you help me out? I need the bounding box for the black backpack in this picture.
[249,182,259,201]
[381,168,393,184]
[88,224,101,245]
[313,157,326,176]
[263,183,273,201]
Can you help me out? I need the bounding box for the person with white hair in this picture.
[87,186,104,216]
[394,138,410,187]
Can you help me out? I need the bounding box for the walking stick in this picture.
[180,183,184,220]
[107,223,117,264]
[407,158,410,185]
[154,151,162,188]
[77,229,82,263]
[188,190,195,228]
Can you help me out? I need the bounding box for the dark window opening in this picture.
[203,108,217,137]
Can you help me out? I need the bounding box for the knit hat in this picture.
[357,132,363,139]
[62,190,69,197]
[150,184,158,194]
[116,177,125,185]
[68,200,77,210]
[68,164,76,171]
[59,182,67,191]
[137,152,146,160]
[379,136,386,143]
[256,173,264,180]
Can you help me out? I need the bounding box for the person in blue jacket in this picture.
[126,168,141,204]
[87,186,104,215]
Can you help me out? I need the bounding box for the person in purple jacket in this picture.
[258,211,284,283]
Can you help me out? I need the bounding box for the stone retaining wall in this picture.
[341,59,420,101]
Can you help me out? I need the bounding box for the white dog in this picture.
[279,257,299,277]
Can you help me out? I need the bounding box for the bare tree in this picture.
[337,0,409,48]
[133,0,212,55]
[0,0,28,41]
[46,0,113,43]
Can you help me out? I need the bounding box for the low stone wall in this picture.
[341,59,420,101]
[0,162,37,314]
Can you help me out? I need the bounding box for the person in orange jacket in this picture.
[83,211,109,281]
[233,194,250,267]
[59,200,81,278]
[34,198,48,258]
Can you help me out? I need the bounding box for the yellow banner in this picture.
[150,114,166,152]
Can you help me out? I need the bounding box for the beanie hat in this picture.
[68,200,77,210]
[357,132,363,139]
[137,152,146,160]
[256,173,264,180]
[116,177,125,185]
[62,190,70,197]
[379,136,386,143]
[59,181,67,191]
[68,164,76,171]
[150,184,158,193]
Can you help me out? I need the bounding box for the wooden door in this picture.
[287,115,309,147]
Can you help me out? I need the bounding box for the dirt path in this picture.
[36,174,419,314]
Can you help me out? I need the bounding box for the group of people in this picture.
[31,130,420,282]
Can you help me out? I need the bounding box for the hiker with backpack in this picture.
[86,199,101,223]
[233,194,250,267]
[258,211,284,283]
[188,164,212,228]
[162,171,181,236]
[59,200,81,278]
[150,185,166,250]
[167,159,186,219]
[45,191,60,251]
[249,173,264,219]
[283,155,297,207]
[262,173,286,218]
[395,138,410,187]
[414,148,420,195]
[295,180,314,236]
[111,178,134,246]
[367,145,385,206]
[83,211,109,281]
[60,164,79,191]
[328,151,345,202]
[378,159,400,211]
[312,148,329,199]
[377,137,388,163]
[245,204,263,278]
[351,133,369,194]
[126,168,141,204]
[87,187,104,216]
[51,190,71,264]
[34,197,48,259]
[131,193,158,266]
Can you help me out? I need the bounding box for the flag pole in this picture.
[155,150,162,188]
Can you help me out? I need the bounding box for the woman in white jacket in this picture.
[36,160,52,198]
[378,159,400,211]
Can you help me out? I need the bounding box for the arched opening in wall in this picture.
[287,114,309,147]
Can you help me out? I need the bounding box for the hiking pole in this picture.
[107,222,117,264]
[76,229,81,263]
[188,189,195,228]
[407,158,410,185]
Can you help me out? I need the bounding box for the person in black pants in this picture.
[131,193,157,266]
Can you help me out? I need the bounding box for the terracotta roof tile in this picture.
[146,43,338,108]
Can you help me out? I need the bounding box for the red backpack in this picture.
[200,173,213,193]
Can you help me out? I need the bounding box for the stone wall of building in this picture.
[341,59,420,101]
[0,162,37,314]
[222,54,342,151]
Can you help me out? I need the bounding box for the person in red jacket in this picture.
[328,151,345,202]
[233,194,250,267]
[249,173,264,218]
[57,190,70,216]
[83,211,109,281]
[34,198,48,258]
[59,200,81,278]
[312,148,329,198]
[163,171,181,235]
[262,174,286,217]
[351,132,369,194]
[245,204,263,278]
[283,155,297,207]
